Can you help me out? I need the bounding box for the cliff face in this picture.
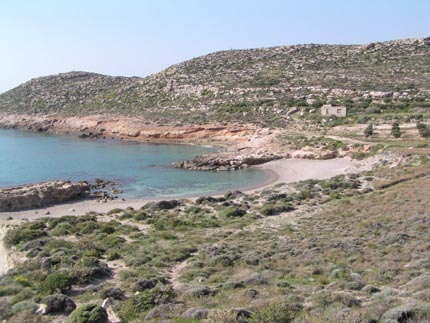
[0,38,429,126]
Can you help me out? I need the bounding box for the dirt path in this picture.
[168,253,198,291]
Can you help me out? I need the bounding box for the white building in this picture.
[321,104,347,117]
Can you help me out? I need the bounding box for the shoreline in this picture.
[0,154,384,277]
[0,156,376,221]
[0,113,263,150]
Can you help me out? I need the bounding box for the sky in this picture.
[1,0,429,92]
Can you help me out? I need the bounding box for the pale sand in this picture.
[0,156,375,221]
[251,157,355,192]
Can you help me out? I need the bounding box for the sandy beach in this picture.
[0,156,377,221]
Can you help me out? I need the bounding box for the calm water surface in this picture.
[0,129,270,198]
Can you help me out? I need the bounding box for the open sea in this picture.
[0,129,270,198]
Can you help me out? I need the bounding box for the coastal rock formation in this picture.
[0,114,255,145]
[175,151,283,171]
[0,180,90,211]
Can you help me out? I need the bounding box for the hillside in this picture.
[1,38,430,126]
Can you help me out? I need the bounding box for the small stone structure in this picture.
[321,104,347,117]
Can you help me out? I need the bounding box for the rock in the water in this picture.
[175,151,282,171]
[0,180,89,211]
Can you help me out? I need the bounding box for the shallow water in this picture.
[0,129,270,198]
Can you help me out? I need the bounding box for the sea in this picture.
[0,129,270,198]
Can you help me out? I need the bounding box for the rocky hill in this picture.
[1,38,430,126]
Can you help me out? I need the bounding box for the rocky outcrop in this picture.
[0,180,90,211]
[175,152,283,171]
[0,114,255,145]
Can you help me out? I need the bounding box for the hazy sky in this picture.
[1,0,429,92]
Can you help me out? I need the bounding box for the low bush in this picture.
[219,207,246,218]
[38,272,72,295]
[260,202,294,216]
[11,301,37,315]
[364,123,374,137]
[417,122,430,138]
[69,303,108,323]
[118,286,175,322]
[248,303,300,323]
[4,229,47,248]
[391,121,401,138]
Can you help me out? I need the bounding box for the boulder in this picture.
[362,284,381,294]
[100,287,125,300]
[155,200,181,210]
[380,303,429,323]
[181,308,209,320]
[234,308,253,323]
[0,180,90,211]
[144,303,183,322]
[40,294,76,314]
[404,273,430,292]
[182,285,215,298]
[133,279,157,292]
[243,289,258,298]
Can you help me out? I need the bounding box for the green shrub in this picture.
[10,288,34,305]
[76,221,99,234]
[106,251,121,261]
[69,303,108,323]
[365,106,381,114]
[133,210,149,221]
[118,287,175,322]
[364,123,374,137]
[417,122,430,138]
[219,207,246,218]
[82,249,103,258]
[4,229,47,248]
[260,202,294,216]
[0,284,23,297]
[11,301,37,315]
[391,121,401,138]
[107,208,124,215]
[51,223,73,236]
[248,303,299,323]
[38,272,72,295]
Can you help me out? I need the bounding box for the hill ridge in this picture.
[1,37,429,126]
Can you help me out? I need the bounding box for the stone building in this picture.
[321,104,347,117]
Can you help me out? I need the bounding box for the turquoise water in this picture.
[0,129,270,198]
